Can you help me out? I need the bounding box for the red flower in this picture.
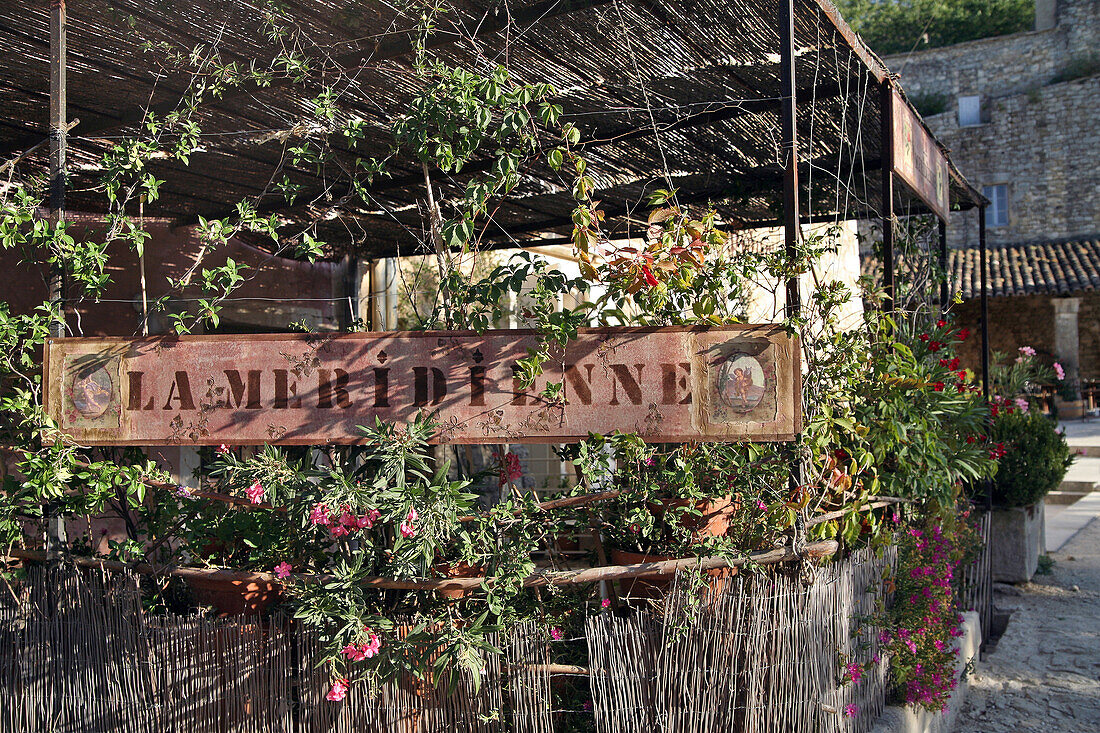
[936,319,947,328]
[957,328,970,341]
[932,382,945,392]
[949,357,960,370]
[929,341,942,352]
[918,334,930,342]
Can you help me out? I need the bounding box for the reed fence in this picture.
[955,510,993,641]
[1,548,907,732]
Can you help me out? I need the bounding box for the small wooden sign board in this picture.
[44,326,800,445]
[891,90,950,220]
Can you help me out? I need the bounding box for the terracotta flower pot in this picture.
[649,496,740,539]
[186,575,283,616]
[433,561,484,600]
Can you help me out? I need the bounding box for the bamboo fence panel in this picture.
[585,550,897,733]
[956,511,993,641]
[1,550,899,732]
[505,622,552,733]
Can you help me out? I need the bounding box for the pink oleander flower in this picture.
[326,678,349,702]
[643,456,655,466]
[216,444,230,454]
[1018,346,1036,357]
[550,627,563,641]
[342,642,365,661]
[309,502,331,526]
[245,481,265,504]
[601,598,612,608]
[756,499,768,511]
[361,633,382,658]
[331,524,350,538]
[844,704,859,718]
[273,561,292,579]
[356,509,380,529]
[399,520,416,538]
[1053,362,1065,380]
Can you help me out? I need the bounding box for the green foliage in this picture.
[988,411,1072,506]
[845,316,996,505]
[909,90,949,117]
[835,0,1033,55]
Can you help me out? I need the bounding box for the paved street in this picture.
[956,517,1100,731]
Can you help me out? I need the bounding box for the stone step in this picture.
[1059,456,1100,493]
[1046,492,1100,552]
[1047,490,1091,505]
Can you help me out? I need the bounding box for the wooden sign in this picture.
[891,90,950,220]
[44,326,800,446]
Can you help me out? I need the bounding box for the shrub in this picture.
[910,91,949,117]
[835,0,1034,56]
[988,411,1072,506]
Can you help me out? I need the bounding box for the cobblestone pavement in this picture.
[956,517,1100,732]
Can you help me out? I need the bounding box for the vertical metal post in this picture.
[979,203,992,516]
[880,83,895,315]
[979,205,990,400]
[938,217,949,312]
[778,0,804,525]
[48,0,66,339]
[779,0,801,320]
[46,0,68,562]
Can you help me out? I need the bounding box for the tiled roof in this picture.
[862,239,1100,299]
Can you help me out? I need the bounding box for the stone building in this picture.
[879,0,1100,398]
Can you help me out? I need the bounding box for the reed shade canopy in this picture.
[0,0,983,260]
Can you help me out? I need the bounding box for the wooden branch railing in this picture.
[4,539,838,592]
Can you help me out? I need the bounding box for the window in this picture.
[983,184,1009,227]
[958,95,983,127]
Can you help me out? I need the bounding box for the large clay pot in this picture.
[433,561,484,600]
[650,496,740,538]
[186,575,283,616]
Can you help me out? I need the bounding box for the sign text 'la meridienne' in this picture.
[45,326,800,445]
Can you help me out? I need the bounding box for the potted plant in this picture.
[169,445,325,616]
[986,408,1072,582]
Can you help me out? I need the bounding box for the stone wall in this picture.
[951,290,1100,380]
[926,77,1100,248]
[880,0,1100,248]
